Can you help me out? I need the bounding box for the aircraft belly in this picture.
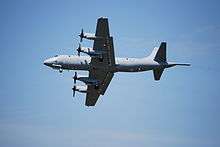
[116,64,154,72]
[62,63,89,70]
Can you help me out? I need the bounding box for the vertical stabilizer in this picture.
[154,42,166,62]
[150,42,166,81]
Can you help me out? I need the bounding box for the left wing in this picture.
[90,17,115,67]
[85,17,115,106]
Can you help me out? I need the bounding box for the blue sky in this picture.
[1,0,220,147]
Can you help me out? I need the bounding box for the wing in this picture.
[91,17,115,67]
[85,71,113,106]
[85,17,115,106]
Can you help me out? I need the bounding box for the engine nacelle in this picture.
[82,47,105,58]
[73,85,87,93]
[84,33,96,40]
[81,77,99,86]
[73,72,99,86]
[79,29,103,42]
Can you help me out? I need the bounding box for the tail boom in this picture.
[167,62,191,67]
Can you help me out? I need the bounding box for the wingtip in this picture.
[98,16,108,20]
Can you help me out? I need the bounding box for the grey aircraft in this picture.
[44,17,190,106]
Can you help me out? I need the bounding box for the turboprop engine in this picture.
[76,44,105,58]
[72,85,87,97]
[79,29,97,42]
[73,72,100,86]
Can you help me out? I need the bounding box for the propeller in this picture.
[76,43,81,56]
[73,72,77,84]
[72,85,76,97]
[79,29,84,42]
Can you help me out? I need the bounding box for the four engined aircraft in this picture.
[44,17,190,106]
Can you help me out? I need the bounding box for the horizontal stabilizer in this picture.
[153,68,164,81]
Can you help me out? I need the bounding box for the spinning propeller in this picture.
[72,85,76,97]
[73,72,77,84]
[79,29,84,42]
[76,43,82,56]
[72,72,78,97]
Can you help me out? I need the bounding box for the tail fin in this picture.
[149,42,167,62]
[150,42,166,81]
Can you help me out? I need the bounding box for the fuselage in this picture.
[43,55,170,73]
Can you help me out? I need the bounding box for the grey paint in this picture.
[44,52,190,73]
[43,17,190,106]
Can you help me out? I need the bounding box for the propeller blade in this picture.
[79,29,84,42]
[77,43,81,56]
[73,72,77,84]
[72,85,76,97]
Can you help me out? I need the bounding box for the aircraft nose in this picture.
[44,59,51,66]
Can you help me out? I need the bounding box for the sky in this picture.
[1,0,220,147]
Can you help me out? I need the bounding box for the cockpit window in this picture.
[54,55,58,57]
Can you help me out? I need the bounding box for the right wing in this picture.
[86,70,114,106]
